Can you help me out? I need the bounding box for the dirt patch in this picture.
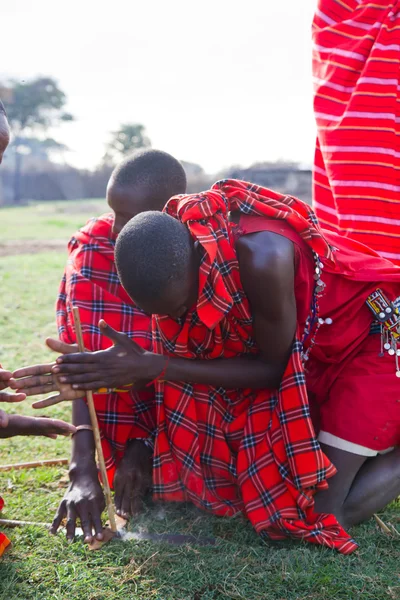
[0,239,67,257]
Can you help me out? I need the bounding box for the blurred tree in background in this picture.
[1,77,74,203]
[103,123,151,164]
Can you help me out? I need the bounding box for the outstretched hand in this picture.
[48,320,160,396]
[0,367,26,403]
[1,363,75,438]
[0,414,76,439]
[10,339,83,409]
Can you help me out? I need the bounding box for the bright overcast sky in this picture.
[2,0,318,173]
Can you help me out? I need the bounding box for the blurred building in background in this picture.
[0,157,311,205]
[228,162,312,204]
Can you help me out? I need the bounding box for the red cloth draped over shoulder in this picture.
[151,179,400,554]
[56,214,155,484]
[0,497,11,557]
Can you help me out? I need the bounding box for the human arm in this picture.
[0,414,76,438]
[49,231,297,392]
[50,397,106,543]
[10,338,146,407]
[9,339,84,407]
[9,340,105,541]
[11,338,152,523]
[10,339,95,450]
[0,366,75,438]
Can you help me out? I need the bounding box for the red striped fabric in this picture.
[313,0,400,265]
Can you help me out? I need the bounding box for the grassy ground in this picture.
[0,199,106,241]
[0,201,400,600]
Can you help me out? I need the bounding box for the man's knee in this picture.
[313,443,368,524]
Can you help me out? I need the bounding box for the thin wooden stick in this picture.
[0,518,51,529]
[72,306,117,533]
[0,458,69,472]
[374,514,392,535]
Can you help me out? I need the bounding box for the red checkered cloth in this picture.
[152,179,365,554]
[57,213,156,484]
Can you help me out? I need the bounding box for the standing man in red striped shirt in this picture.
[313,0,400,266]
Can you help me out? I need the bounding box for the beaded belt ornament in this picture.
[301,251,330,363]
[366,289,400,377]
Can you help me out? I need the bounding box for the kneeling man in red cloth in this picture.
[35,180,400,554]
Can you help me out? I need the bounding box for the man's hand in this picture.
[0,414,76,438]
[10,339,83,409]
[51,466,106,543]
[114,440,153,518]
[47,320,161,398]
[0,368,26,403]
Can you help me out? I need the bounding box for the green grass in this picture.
[1,199,107,241]
[0,200,400,600]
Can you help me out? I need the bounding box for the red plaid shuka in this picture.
[151,179,400,554]
[57,214,156,483]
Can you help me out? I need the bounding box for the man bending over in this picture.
[13,150,186,543]
[44,179,400,553]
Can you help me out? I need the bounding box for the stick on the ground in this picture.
[374,514,392,535]
[0,518,51,529]
[72,306,117,533]
[0,458,69,472]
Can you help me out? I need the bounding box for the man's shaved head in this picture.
[115,211,199,318]
[107,149,187,235]
[0,101,10,165]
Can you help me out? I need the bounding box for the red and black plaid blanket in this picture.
[151,180,359,553]
[57,214,156,483]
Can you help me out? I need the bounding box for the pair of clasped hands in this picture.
[7,320,151,411]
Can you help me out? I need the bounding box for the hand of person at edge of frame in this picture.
[0,414,76,438]
[9,339,83,408]
[47,320,152,399]
[0,367,26,403]
[51,465,106,543]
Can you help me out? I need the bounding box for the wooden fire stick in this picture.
[0,458,68,472]
[72,306,117,533]
[0,518,51,529]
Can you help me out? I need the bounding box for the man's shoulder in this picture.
[236,230,294,278]
[235,231,295,308]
